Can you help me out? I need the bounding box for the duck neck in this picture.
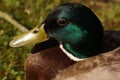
[61,43,100,60]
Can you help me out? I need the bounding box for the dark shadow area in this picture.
[31,39,59,54]
[101,30,120,53]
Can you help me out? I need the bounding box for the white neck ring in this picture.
[59,44,85,62]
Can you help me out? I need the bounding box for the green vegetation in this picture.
[0,0,120,80]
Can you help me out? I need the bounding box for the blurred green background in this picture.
[0,0,120,80]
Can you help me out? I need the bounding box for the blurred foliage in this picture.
[0,0,120,80]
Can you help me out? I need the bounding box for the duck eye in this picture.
[57,19,68,26]
[33,30,39,34]
[33,29,39,34]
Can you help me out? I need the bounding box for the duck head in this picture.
[9,3,103,59]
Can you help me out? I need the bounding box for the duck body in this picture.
[25,39,75,80]
[9,3,120,80]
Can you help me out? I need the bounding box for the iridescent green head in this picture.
[44,3,103,58]
[10,3,103,59]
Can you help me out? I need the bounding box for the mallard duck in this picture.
[9,3,120,80]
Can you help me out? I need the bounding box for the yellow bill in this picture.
[9,24,48,47]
